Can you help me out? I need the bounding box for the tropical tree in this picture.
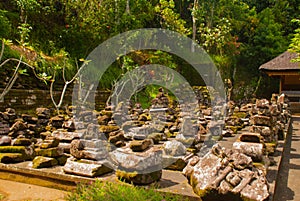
[289,19,300,62]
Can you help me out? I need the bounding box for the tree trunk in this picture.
[191,0,198,52]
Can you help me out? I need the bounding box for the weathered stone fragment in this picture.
[110,147,162,173]
[0,145,35,160]
[250,115,272,127]
[238,133,263,143]
[32,156,58,168]
[35,147,64,158]
[228,151,253,170]
[250,125,275,143]
[163,155,187,171]
[99,125,119,133]
[63,157,113,177]
[70,139,108,160]
[183,144,269,201]
[240,171,269,201]
[12,138,32,146]
[52,130,82,142]
[21,114,37,124]
[40,136,60,149]
[0,136,11,146]
[0,122,10,135]
[233,141,264,162]
[129,139,153,152]
[10,120,27,133]
[116,169,162,185]
[58,142,71,153]
[56,154,69,165]
[108,132,124,144]
[36,108,50,119]
[62,119,76,131]
[0,153,24,163]
[50,115,64,128]
[163,140,186,156]
[147,133,162,144]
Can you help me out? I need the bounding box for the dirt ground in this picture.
[0,179,67,201]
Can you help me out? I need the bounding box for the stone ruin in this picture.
[183,144,269,201]
[0,88,291,201]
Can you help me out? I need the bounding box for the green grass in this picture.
[67,180,189,201]
[0,193,4,200]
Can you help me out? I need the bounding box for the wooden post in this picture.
[279,75,284,93]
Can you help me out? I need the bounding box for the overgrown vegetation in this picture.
[67,180,189,201]
[0,0,299,103]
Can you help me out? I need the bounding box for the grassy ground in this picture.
[67,180,189,201]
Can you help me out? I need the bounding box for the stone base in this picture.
[116,169,162,185]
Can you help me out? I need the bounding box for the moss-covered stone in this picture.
[138,113,151,121]
[99,125,119,133]
[0,146,26,153]
[147,133,162,144]
[35,147,64,158]
[165,158,187,171]
[56,154,69,165]
[0,153,24,163]
[40,136,60,149]
[108,133,124,144]
[129,139,152,152]
[12,138,32,146]
[226,126,241,134]
[40,131,51,140]
[32,156,58,168]
[232,112,248,119]
[265,142,277,155]
[100,110,113,118]
[116,169,162,185]
[0,146,35,160]
[176,137,195,146]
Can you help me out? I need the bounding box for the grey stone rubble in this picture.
[183,144,269,201]
[0,87,291,200]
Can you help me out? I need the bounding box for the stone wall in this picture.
[0,89,110,114]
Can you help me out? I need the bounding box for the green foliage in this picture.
[0,10,12,39]
[289,19,300,62]
[0,40,20,61]
[198,18,232,55]
[0,0,299,100]
[252,8,287,59]
[67,180,189,201]
[155,0,190,35]
[16,22,32,46]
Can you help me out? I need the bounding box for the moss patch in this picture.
[0,146,27,153]
[35,147,63,157]
[116,170,162,185]
[32,156,58,168]
[99,125,119,133]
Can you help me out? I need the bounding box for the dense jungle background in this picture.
[0,0,299,105]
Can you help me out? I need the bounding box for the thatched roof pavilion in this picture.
[260,51,299,72]
[259,51,300,112]
[259,51,300,92]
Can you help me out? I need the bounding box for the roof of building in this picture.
[259,51,300,71]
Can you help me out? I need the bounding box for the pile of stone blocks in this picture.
[183,144,269,201]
